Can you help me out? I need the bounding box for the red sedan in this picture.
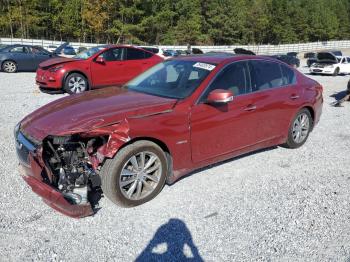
[16,54,323,217]
[36,45,163,94]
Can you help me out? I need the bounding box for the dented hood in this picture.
[39,57,79,69]
[20,87,177,141]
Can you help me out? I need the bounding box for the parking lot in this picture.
[0,63,350,261]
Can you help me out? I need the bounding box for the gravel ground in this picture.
[0,62,350,261]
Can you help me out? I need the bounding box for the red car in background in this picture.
[36,45,163,94]
[17,54,323,218]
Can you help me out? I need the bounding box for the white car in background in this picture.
[46,45,57,52]
[138,46,176,59]
[310,52,350,76]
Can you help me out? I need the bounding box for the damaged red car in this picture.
[15,54,323,218]
[36,45,163,94]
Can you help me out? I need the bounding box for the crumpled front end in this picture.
[15,118,133,218]
[15,127,108,218]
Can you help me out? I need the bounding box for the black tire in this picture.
[101,141,168,207]
[2,60,17,73]
[347,80,350,94]
[64,73,89,94]
[333,67,340,76]
[284,108,313,149]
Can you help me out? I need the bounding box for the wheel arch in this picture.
[62,70,91,90]
[115,136,174,182]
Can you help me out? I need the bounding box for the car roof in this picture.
[171,53,279,65]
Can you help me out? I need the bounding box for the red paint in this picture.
[22,154,93,218]
[36,45,163,91]
[19,54,323,216]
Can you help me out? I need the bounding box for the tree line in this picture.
[0,0,350,45]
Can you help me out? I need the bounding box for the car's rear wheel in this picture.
[2,60,17,73]
[284,109,313,149]
[101,141,168,207]
[333,67,340,76]
[64,73,88,94]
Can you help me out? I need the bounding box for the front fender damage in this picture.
[82,119,130,167]
[31,119,131,218]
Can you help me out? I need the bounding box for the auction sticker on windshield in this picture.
[193,62,216,71]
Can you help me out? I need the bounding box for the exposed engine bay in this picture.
[42,135,106,207]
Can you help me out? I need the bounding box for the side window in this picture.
[144,51,153,58]
[347,57,350,63]
[203,61,250,99]
[126,48,146,60]
[30,47,48,55]
[249,60,284,91]
[281,64,297,86]
[9,46,25,53]
[102,48,123,61]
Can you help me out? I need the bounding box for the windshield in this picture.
[331,51,342,56]
[74,46,107,59]
[126,60,215,99]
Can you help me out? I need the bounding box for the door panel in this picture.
[90,48,125,86]
[29,47,51,70]
[8,46,32,71]
[190,94,265,163]
[123,47,154,81]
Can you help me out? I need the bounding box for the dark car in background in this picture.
[53,42,76,58]
[330,50,343,57]
[287,52,298,57]
[0,44,53,72]
[234,48,256,55]
[270,54,300,68]
[304,52,316,59]
[306,53,317,67]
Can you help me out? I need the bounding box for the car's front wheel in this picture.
[284,108,313,149]
[2,60,17,73]
[64,73,88,94]
[333,67,340,76]
[101,141,168,207]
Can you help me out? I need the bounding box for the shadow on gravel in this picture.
[170,146,277,186]
[136,218,203,262]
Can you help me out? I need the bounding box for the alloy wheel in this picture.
[292,113,310,144]
[3,61,16,73]
[68,76,87,93]
[119,151,162,201]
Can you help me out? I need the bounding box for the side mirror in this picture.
[207,89,234,104]
[95,56,105,64]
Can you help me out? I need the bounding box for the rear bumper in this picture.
[17,133,93,218]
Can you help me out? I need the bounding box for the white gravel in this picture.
[0,63,350,261]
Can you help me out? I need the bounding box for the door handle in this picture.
[244,104,257,111]
[290,94,300,100]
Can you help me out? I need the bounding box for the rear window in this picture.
[126,48,147,60]
[281,64,296,85]
[141,47,159,54]
[249,60,284,91]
